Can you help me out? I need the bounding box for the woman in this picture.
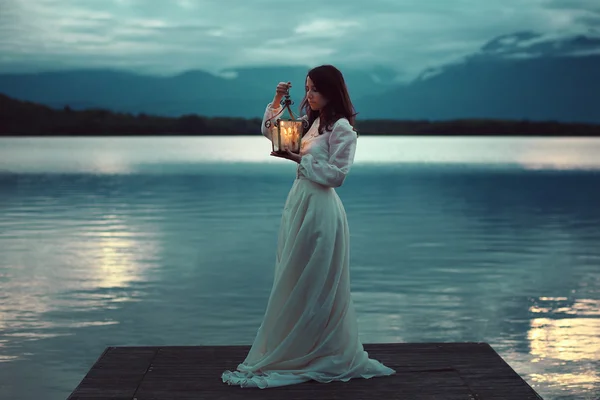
[222,65,396,388]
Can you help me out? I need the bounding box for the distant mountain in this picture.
[477,30,600,59]
[0,31,598,123]
[355,32,600,123]
[0,66,393,119]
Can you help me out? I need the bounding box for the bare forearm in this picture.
[271,95,282,108]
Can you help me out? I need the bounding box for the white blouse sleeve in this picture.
[298,119,357,188]
[261,102,282,141]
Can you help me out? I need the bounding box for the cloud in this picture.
[543,0,600,12]
[0,0,598,80]
[294,19,360,39]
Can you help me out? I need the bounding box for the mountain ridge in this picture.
[0,31,598,123]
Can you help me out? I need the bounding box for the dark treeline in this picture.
[1,93,599,136]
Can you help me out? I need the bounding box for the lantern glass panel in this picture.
[273,119,303,153]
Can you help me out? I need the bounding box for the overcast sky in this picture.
[0,0,599,79]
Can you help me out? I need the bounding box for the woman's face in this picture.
[305,76,328,111]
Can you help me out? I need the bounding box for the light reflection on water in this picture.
[1,136,600,173]
[0,137,599,400]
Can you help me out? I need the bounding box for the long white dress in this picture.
[221,103,396,388]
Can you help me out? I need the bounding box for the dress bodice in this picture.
[261,103,357,188]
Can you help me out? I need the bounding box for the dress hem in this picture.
[221,364,396,389]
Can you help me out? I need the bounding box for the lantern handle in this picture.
[281,94,297,120]
[264,91,298,129]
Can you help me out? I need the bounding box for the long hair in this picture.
[299,65,358,136]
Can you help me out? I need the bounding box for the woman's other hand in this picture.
[270,149,301,164]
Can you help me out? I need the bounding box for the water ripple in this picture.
[0,151,599,399]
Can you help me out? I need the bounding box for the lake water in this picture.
[0,136,599,400]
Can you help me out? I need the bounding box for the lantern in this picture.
[265,90,309,154]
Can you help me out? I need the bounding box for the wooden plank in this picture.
[435,343,542,400]
[67,347,158,400]
[135,371,472,400]
[67,343,543,400]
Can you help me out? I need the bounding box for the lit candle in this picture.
[275,120,302,154]
[285,127,292,151]
[283,127,288,150]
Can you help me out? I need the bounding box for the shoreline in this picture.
[2,93,600,136]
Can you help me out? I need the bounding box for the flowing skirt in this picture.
[221,177,396,388]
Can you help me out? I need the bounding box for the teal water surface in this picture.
[0,136,599,400]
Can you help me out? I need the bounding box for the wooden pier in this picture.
[67,342,543,399]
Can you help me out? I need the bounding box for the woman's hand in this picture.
[270,149,301,163]
[272,81,292,107]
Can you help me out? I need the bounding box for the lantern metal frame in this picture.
[264,91,309,154]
